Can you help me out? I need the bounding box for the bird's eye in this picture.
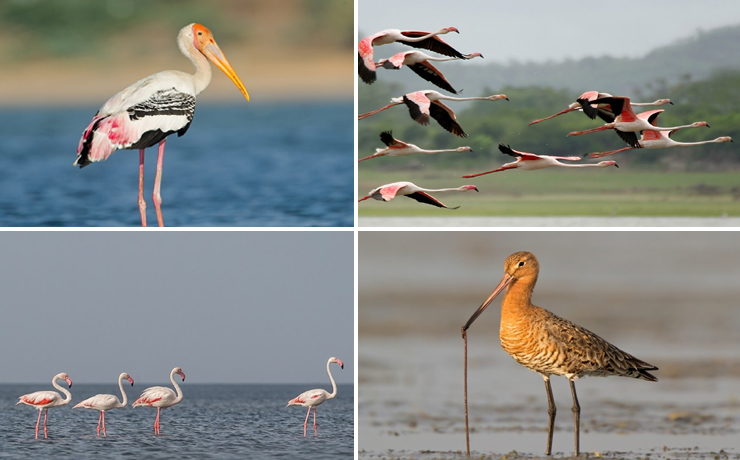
[197,31,203,36]
[518,261,526,267]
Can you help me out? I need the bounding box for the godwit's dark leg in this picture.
[138,149,147,227]
[569,380,581,456]
[543,376,556,455]
[152,139,166,227]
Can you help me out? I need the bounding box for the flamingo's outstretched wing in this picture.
[405,191,459,209]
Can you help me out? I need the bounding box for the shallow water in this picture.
[0,102,353,227]
[2,383,353,459]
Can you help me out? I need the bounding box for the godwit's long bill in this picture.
[75,23,249,227]
[462,252,658,457]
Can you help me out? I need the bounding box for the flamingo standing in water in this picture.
[16,373,73,439]
[359,90,508,137]
[462,252,658,456]
[287,357,344,437]
[73,372,134,436]
[567,96,707,148]
[462,144,617,178]
[358,181,478,209]
[359,131,472,162]
[358,27,463,84]
[375,50,483,94]
[588,110,731,158]
[75,23,250,227]
[529,91,672,125]
[132,367,185,435]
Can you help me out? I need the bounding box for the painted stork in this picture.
[358,90,508,137]
[74,23,250,227]
[529,91,672,125]
[358,181,478,209]
[358,130,472,162]
[462,144,617,177]
[358,27,463,84]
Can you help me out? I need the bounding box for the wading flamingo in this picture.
[359,131,472,162]
[375,50,483,93]
[359,90,508,137]
[358,181,478,209]
[462,144,617,177]
[567,96,707,148]
[463,252,657,456]
[529,91,672,125]
[73,372,134,436]
[75,23,249,227]
[358,27,463,84]
[132,367,185,435]
[588,110,731,158]
[17,373,73,439]
[287,357,344,437]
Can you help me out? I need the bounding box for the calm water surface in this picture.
[2,383,353,459]
[0,102,352,227]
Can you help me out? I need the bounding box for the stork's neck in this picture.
[179,36,212,95]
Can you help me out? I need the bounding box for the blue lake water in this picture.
[1,383,354,459]
[0,102,353,227]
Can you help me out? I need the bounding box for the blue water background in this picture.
[1,383,354,459]
[0,101,353,227]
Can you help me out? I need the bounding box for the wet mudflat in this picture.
[358,233,740,460]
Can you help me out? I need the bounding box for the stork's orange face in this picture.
[192,24,250,101]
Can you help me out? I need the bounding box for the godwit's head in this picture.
[464,252,540,331]
[329,357,344,369]
[179,23,250,101]
[599,161,619,168]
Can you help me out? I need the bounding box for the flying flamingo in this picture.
[529,91,672,125]
[16,373,73,439]
[359,90,508,137]
[462,144,617,178]
[287,357,344,437]
[73,372,134,436]
[375,50,483,94]
[462,252,657,456]
[359,131,472,162]
[75,23,250,227]
[567,96,707,148]
[358,27,463,84]
[588,110,731,158]
[132,367,185,435]
[358,181,478,209]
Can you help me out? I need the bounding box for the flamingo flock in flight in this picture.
[357,24,731,210]
[75,23,250,227]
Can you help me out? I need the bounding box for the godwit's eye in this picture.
[518,261,526,267]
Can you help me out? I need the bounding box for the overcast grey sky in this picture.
[359,0,740,63]
[0,232,353,385]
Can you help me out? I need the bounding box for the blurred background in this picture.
[359,231,740,458]
[0,0,353,226]
[358,0,740,222]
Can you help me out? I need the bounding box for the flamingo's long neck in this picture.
[675,138,725,146]
[421,186,470,193]
[631,100,669,106]
[52,378,72,405]
[558,163,608,168]
[117,376,129,408]
[422,148,462,154]
[170,370,184,403]
[400,29,448,42]
[326,360,338,400]
[179,33,212,95]
[650,123,704,132]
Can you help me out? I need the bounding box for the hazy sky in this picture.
[0,232,353,385]
[359,0,740,63]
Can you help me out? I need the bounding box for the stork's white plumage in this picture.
[75,23,249,227]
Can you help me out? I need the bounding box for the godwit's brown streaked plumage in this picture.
[463,251,658,456]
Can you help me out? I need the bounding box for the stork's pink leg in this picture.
[313,407,318,436]
[35,409,42,439]
[43,409,48,439]
[97,411,103,436]
[152,139,166,227]
[303,406,311,437]
[138,149,147,227]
